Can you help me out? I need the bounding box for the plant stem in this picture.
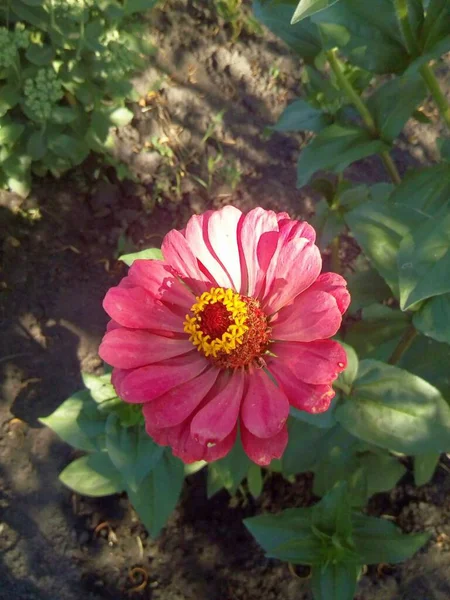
[326,49,376,134]
[420,63,450,131]
[394,0,420,56]
[326,49,401,185]
[331,235,340,274]
[388,324,418,365]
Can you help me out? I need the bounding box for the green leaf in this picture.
[252,0,323,59]
[345,305,410,360]
[49,106,78,125]
[291,0,341,23]
[244,507,318,557]
[389,164,450,216]
[297,124,388,188]
[39,390,106,452]
[346,259,392,313]
[59,452,124,497]
[82,372,117,404]
[359,452,406,498]
[124,0,159,15]
[310,198,345,249]
[398,212,450,310]
[337,342,358,390]
[414,453,440,486]
[311,562,360,600]
[25,43,55,66]
[128,452,184,537]
[282,419,331,476]
[290,401,337,429]
[336,359,450,454]
[0,85,20,117]
[438,137,450,162]
[367,72,426,142]
[272,99,330,133]
[119,247,163,266]
[247,464,263,499]
[413,294,450,344]
[420,0,450,54]
[312,0,410,74]
[109,107,134,127]
[26,130,47,161]
[312,482,353,539]
[0,122,25,146]
[48,134,89,166]
[11,2,49,28]
[207,438,251,497]
[352,513,430,564]
[105,414,164,493]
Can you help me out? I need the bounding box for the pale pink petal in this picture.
[269,340,347,384]
[241,424,288,466]
[103,286,184,333]
[116,352,207,403]
[184,211,225,287]
[262,238,322,314]
[239,207,279,296]
[268,358,336,413]
[99,329,192,370]
[271,290,342,342]
[143,366,219,428]
[278,218,316,243]
[276,212,290,222]
[206,206,243,291]
[128,260,194,313]
[308,272,350,314]
[161,229,213,295]
[190,369,245,444]
[240,368,289,439]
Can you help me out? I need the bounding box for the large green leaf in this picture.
[312,0,409,74]
[389,164,450,215]
[420,0,450,53]
[311,562,360,600]
[128,452,184,537]
[272,99,330,133]
[297,124,388,188]
[282,419,332,475]
[39,390,106,452]
[346,258,392,313]
[413,294,450,344]
[252,0,322,59]
[336,360,450,454]
[59,452,124,497]
[398,212,450,310]
[291,0,341,23]
[367,72,426,142]
[352,513,429,564]
[414,453,440,486]
[105,415,164,492]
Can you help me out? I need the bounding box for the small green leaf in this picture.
[49,106,78,125]
[352,513,430,564]
[82,372,117,404]
[336,360,450,454]
[119,247,163,266]
[0,85,20,117]
[413,294,450,345]
[27,130,47,160]
[0,122,25,146]
[297,124,388,188]
[311,562,360,600]
[25,43,55,66]
[207,438,251,497]
[282,419,330,476]
[346,260,392,313]
[337,342,358,390]
[291,0,341,23]
[398,212,450,310]
[272,99,330,133]
[414,453,440,486]
[59,452,124,497]
[48,134,89,165]
[247,464,263,499]
[109,107,134,127]
[39,390,106,452]
[312,482,353,538]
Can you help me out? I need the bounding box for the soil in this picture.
[1,1,450,599]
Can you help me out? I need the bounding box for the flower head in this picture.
[100,207,350,466]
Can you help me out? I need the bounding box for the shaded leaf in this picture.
[59,453,124,497]
[119,247,163,266]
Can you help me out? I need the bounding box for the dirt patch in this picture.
[1,1,450,599]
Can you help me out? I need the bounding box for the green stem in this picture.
[326,49,376,134]
[394,0,420,56]
[326,49,402,185]
[331,235,340,274]
[420,63,450,131]
[388,324,418,365]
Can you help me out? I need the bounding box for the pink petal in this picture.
[240,368,289,439]
[128,260,194,313]
[161,229,213,295]
[262,238,322,314]
[239,208,279,296]
[278,218,316,243]
[103,286,184,333]
[190,369,245,444]
[143,366,219,428]
[241,424,288,466]
[99,329,192,369]
[206,206,243,291]
[268,358,336,413]
[116,352,208,403]
[269,340,347,384]
[173,423,238,464]
[271,289,342,342]
[106,320,121,332]
[308,272,350,314]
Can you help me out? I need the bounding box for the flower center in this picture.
[184,287,271,368]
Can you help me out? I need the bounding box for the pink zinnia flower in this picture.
[99,207,349,466]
